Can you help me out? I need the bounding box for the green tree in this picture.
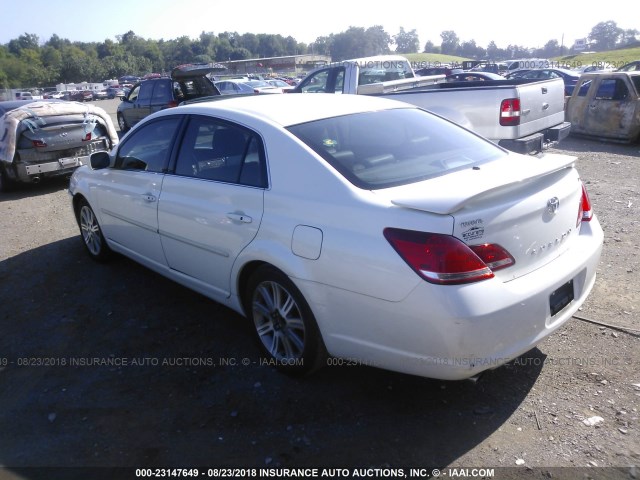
[394,27,420,53]
[423,40,439,53]
[589,21,622,50]
[440,30,459,55]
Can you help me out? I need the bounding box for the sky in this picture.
[0,0,637,51]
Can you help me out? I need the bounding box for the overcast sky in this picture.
[1,0,636,50]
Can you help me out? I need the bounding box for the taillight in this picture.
[81,132,91,142]
[32,139,47,148]
[500,98,521,126]
[578,182,593,226]
[167,100,179,108]
[384,228,514,285]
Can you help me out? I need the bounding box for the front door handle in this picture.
[227,213,252,223]
[141,194,157,203]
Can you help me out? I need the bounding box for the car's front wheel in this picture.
[117,113,129,133]
[246,265,326,376]
[76,199,111,262]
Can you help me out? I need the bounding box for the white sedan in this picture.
[69,94,603,380]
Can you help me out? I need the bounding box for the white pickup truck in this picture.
[291,55,571,154]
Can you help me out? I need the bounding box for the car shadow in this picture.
[0,176,70,201]
[558,135,640,155]
[0,237,543,473]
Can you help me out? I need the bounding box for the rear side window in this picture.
[287,108,505,189]
[174,115,266,187]
[152,81,172,102]
[137,81,155,103]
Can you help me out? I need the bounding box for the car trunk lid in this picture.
[375,153,584,281]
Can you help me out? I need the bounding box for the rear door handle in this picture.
[226,213,252,223]
[141,194,157,203]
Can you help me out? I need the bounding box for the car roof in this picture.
[159,93,414,127]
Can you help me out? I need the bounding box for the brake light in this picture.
[500,98,521,126]
[384,229,514,285]
[578,182,593,226]
[81,132,92,142]
[32,139,47,148]
[167,100,179,108]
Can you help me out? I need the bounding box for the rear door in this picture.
[158,114,266,300]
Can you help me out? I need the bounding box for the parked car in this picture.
[566,71,640,142]
[214,80,255,95]
[117,63,224,132]
[243,80,282,94]
[14,92,33,101]
[69,94,603,380]
[0,100,118,191]
[617,61,640,72]
[93,90,108,100]
[106,86,125,99]
[267,79,295,92]
[82,91,94,102]
[446,72,505,82]
[519,68,581,95]
[68,91,86,102]
[415,66,463,77]
[43,91,64,99]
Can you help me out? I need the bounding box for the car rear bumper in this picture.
[499,122,571,154]
[300,215,603,380]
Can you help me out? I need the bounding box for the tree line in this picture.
[0,21,636,89]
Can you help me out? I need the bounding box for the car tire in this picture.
[117,113,129,133]
[246,265,327,376]
[76,199,112,262]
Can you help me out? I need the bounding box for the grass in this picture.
[552,46,640,69]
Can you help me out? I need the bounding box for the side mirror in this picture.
[90,151,110,170]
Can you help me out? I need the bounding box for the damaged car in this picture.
[0,101,119,191]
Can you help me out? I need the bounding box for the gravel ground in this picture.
[0,103,638,480]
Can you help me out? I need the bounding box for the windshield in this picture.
[287,108,506,189]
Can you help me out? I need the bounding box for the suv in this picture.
[116,63,225,132]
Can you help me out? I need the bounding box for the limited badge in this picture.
[462,226,484,241]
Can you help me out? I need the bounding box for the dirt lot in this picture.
[0,106,638,480]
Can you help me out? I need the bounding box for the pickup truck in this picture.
[566,71,640,142]
[291,55,571,154]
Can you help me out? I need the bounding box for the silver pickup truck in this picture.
[292,55,571,154]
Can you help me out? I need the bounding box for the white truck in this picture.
[291,55,570,154]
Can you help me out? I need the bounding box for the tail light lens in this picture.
[81,132,91,142]
[500,98,521,126]
[578,182,593,226]
[32,139,47,148]
[384,228,514,285]
[167,100,179,108]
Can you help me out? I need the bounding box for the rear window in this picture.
[287,108,506,189]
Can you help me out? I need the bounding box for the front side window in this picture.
[595,79,629,100]
[174,115,266,187]
[115,117,182,173]
[287,108,505,190]
[299,69,330,93]
[127,84,141,102]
